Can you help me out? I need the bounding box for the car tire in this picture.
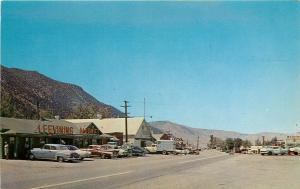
[162,151,167,155]
[80,157,84,160]
[29,154,35,160]
[57,156,64,163]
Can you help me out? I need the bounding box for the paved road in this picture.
[1,150,228,189]
[1,151,300,189]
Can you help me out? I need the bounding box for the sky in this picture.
[2,1,300,134]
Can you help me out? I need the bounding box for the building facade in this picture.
[0,117,108,159]
[66,117,153,147]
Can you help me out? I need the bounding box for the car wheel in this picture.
[29,154,35,160]
[80,157,84,160]
[57,156,64,163]
[162,150,167,155]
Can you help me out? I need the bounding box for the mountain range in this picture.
[1,66,294,145]
[149,121,291,147]
[0,65,123,119]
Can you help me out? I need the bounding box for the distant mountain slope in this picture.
[0,65,123,119]
[149,121,289,147]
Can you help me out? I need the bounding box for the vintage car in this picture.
[99,145,120,158]
[82,145,118,159]
[66,145,91,160]
[29,144,80,162]
[288,146,300,155]
[131,146,146,156]
[261,146,287,155]
[173,149,189,155]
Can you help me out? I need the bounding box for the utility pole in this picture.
[121,100,130,143]
[36,100,40,120]
[197,136,199,150]
[262,136,265,146]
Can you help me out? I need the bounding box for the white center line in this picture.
[179,154,227,164]
[29,171,132,189]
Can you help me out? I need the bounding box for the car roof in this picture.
[45,144,65,146]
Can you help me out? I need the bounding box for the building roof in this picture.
[0,117,38,134]
[0,117,95,135]
[152,133,164,141]
[66,117,145,136]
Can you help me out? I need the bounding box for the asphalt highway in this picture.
[1,151,230,189]
[2,150,299,189]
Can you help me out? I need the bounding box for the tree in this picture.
[234,138,243,149]
[271,137,278,145]
[255,139,262,146]
[242,140,252,148]
[225,138,234,150]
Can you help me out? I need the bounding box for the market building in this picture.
[0,117,111,159]
[66,117,153,147]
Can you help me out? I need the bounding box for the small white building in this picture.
[66,117,153,147]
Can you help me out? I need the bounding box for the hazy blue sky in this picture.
[2,1,300,133]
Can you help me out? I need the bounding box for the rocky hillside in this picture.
[0,65,123,119]
[150,121,289,147]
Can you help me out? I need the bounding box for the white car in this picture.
[29,144,80,162]
[173,149,189,155]
[66,145,91,160]
[261,146,287,155]
[288,147,300,155]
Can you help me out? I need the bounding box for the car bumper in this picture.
[65,157,81,161]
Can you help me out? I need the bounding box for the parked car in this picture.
[66,145,91,160]
[131,146,146,156]
[81,145,102,156]
[173,149,189,155]
[288,146,300,155]
[261,146,287,155]
[100,144,128,158]
[82,145,118,159]
[29,144,80,162]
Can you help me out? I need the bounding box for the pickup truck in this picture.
[145,144,157,153]
[29,144,80,162]
[261,146,287,155]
